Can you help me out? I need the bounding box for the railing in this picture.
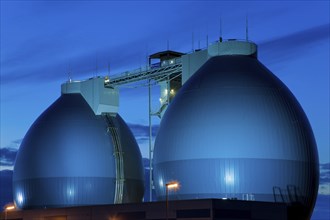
[108,58,182,86]
[107,39,255,87]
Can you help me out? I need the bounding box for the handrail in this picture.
[109,62,182,86]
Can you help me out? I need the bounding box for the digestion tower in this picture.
[153,40,319,219]
[13,77,145,209]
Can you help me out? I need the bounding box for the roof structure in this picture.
[149,50,185,60]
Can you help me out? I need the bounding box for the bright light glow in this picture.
[164,89,168,95]
[104,76,110,84]
[170,60,174,64]
[159,178,164,188]
[166,181,179,189]
[5,205,15,211]
[170,89,175,95]
[224,173,234,185]
[109,215,119,220]
[67,187,75,197]
[17,192,23,205]
[167,183,178,189]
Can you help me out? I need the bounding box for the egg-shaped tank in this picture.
[13,92,144,209]
[153,43,319,219]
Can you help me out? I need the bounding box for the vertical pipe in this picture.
[166,185,169,220]
[148,79,153,201]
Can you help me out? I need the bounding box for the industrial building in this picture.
[1,199,291,220]
[2,39,319,220]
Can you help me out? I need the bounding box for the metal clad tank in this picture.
[153,42,319,219]
[13,78,144,209]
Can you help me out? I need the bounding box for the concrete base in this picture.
[1,199,288,220]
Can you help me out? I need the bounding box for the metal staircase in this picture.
[105,114,125,204]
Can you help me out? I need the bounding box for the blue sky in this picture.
[0,1,329,219]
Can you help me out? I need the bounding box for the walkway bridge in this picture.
[108,58,182,87]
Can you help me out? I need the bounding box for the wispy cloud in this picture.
[11,139,23,145]
[1,2,190,86]
[128,123,159,141]
[0,147,18,166]
[319,163,330,195]
[1,39,146,85]
[259,23,329,65]
[0,139,21,167]
[320,163,330,170]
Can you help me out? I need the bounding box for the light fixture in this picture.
[5,205,15,211]
[104,76,110,84]
[165,181,179,220]
[166,182,179,189]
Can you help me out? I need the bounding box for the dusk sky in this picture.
[0,1,329,219]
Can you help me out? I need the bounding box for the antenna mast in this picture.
[67,63,72,82]
[145,44,149,68]
[95,54,98,77]
[198,34,200,49]
[246,14,249,41]
[192,32,194,51]
[219,16,223,42]
[206,22,209,47]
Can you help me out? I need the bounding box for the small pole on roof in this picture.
[206,22,209,47]
[198,31,201,49]
[145,44,149,69]
[219,15,223,42]
[246,14,249,41]
[67,63,72,82]
[192,31,194,51]
[95,53,98,77]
